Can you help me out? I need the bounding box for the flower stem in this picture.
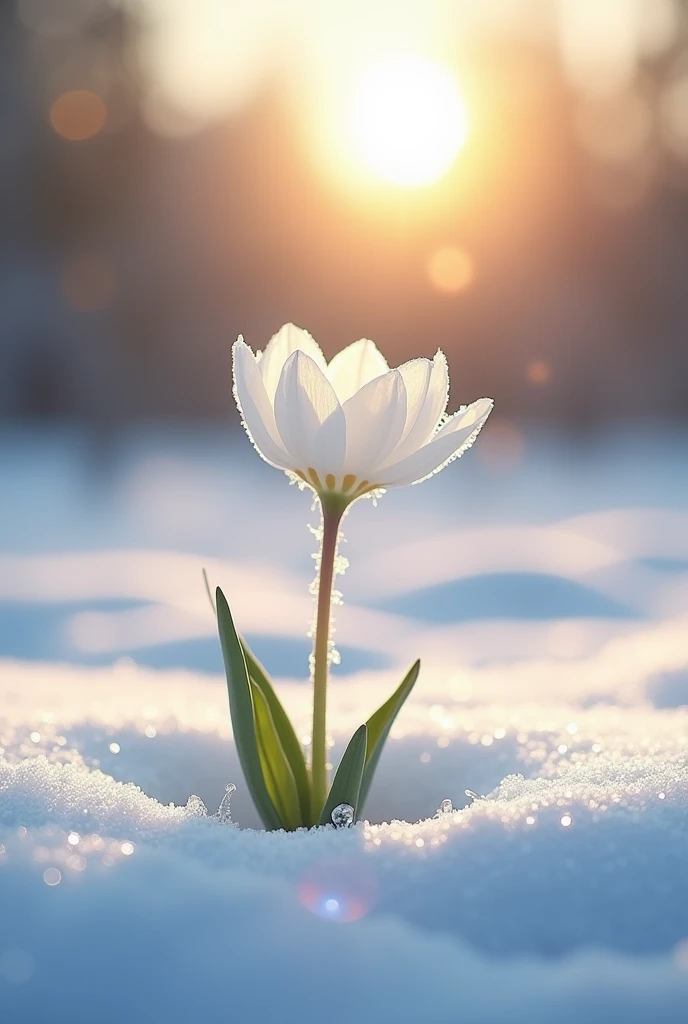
[311,501,344,817]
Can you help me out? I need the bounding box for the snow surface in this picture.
[1,427,688,1022]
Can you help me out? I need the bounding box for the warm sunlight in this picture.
[346,56,468,187]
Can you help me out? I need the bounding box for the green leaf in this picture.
[250,681,302,830]
[318,724,368,826]
[206,571,311,825]
[358,659,420,814]
[242,642,312,825]
[215,586,282,830]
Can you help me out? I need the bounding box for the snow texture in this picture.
[1,428,688,1022]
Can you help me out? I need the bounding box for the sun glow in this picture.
[346,56,468,187]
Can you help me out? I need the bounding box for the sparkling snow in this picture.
[1,427,688,1022]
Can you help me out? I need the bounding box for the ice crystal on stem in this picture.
[216,785,236,826]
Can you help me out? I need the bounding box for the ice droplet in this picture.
[331,803,354,828]
[185,795,208,818]
[216,784,237,825]
[438,798,453,815]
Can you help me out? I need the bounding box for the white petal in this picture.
[378,350,449,468]
[232,339,293,470]
[409,349,449,443]
[274,350,343,472]
[259,323,327,401]
[342,369,407,478]
[314,408,346,476]
[379,397,493,487]
[327,338,389,404]
[382,358,432,461]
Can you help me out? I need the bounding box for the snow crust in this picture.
[1,429,688,1021]
[2,663,688,1021]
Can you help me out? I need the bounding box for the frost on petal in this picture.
[232,339,294,471]
[258,324,328,401]
[342,369,408,478]
[415,349,450,441]
[383,350,450,467]
[327,339,389,404]
[380,397,493,488]
[274,351,342,473]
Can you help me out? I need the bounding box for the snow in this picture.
[1,426,688,1021]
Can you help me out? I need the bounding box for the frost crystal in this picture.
[308,514,348,676]
[216,784,237,826]
[185,795,208,818]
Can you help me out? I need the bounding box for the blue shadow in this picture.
[371,572,637,623]
[0,601,387,676]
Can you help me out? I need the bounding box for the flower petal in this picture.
[383,357,432,457]
[314,408,346,476]
[342,369,408,477]
[274,350,343,472]
[327,338,389,404]
[379,397,493,487]
[232,338,293,470]
[378,350,449,468]
[259,323,327,401]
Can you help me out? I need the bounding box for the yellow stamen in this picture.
[325,473,336,490]
[295,470,308,483]
[342,474,356,492]
[354,479,370,496]
[308,467,323,489]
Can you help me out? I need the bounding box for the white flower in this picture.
[232,323,493,500]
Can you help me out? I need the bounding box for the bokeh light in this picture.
[50,90,107,142]
[526,360,551,386]
[346,56,468,186]
[136,0,275,129]
[426,246,475,294]
[2,0,688,423]
[557,0,638,97]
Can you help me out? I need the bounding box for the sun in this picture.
[347,56,468,187]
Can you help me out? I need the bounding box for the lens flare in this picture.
[347,56,468,187]
[298,859,377,923]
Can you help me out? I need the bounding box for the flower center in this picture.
[295,468,379,501]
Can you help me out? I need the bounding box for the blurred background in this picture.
[1,0,688,687]
[2,0,688,426]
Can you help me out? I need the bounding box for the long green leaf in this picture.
[204,570,311,823]
[242,643,312,825]
[358,659,421,814]
[215,586,281,830]
[318,724,368,826]
[251,681,302,830]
